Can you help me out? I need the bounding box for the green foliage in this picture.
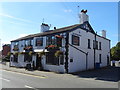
[111,42,120,61]
[38,51,45,57]
[2,55,10,62]
[55,50,63,57]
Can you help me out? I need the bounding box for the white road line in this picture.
[25,85,33,89]
[25,85,39,90]
[0,77,10,82]
[1,69,46,79]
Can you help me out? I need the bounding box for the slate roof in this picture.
[11,24,81,42]
[11,21,109,42]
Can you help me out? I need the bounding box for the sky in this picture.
[0,2,118,50]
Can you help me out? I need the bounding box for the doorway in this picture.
[36,54,42,70]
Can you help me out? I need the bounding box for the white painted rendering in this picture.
[68,28,110,73]
[102,30,106,38]
[42,56,65,73]
[79,12,89,24]
[41,23,50,32]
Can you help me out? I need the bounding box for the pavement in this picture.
[0,61,120,82]
[0,62,65,78]
[0,61,120,88]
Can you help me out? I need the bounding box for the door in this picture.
[36,54,42,70]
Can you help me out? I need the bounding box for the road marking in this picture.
[25,85,39,90]
[0,77,10,82]
[1,69,46,79]
[25,85,33,88]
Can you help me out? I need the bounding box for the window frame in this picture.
[88,39,91,49]
[35,37,43,46]
[99,54,101,63]
[93,40,98,49]
[99,42,101,50]
[72,35,80,46]
[24,53,32,62]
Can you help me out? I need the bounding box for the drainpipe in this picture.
[86,52,88,70]
[65,33,69,73]
[94,32,97,68]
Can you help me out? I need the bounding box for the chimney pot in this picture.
[79,9,89,24]
[54,27,56,30]
[102,30,106,38]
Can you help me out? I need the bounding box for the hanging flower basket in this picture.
[47,45,59,51]
[55,50,63,57]
[13,52,19,56]
[37,51,45,57]
[19,52,28,54]
[55,35,63,38]
[13,47,19,51]
[24,46,33,51]
[7,52,13,57]
[29,51,35,56]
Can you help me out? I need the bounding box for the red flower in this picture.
[55,35,63,38]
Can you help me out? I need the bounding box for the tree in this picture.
[111,42,120,61]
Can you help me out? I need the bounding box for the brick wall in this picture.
[2,44,11,57]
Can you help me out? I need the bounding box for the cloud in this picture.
[0,13,38,24]
[64,9,72,13]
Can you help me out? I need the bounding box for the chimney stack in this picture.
[41,23,50,32]
[102,30,106,38]
[54,27,56,30]
[79,9,89,24]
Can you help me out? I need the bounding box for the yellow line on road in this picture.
[1,69,46,79]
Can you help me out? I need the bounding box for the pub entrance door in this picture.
[36,54,42,70]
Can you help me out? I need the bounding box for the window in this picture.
[36,38,43,46]
[72,35,80,46]
[24,53,32,62]
[25,39,32,46]
[56,37,62,47]
[99,42,101,50]
[46,35,62,47]
[60,55,64,65]
[93,40,95,49]
[99,54,101,63]
[46,52,59,65]
[93,40,98,49]
[96,41,98,49]
[13,42,19,51]
[88,39,91,49]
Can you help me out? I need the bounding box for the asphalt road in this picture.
[1,69,118,88]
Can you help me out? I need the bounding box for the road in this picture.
[1,69,118,88]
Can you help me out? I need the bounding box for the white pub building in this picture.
[10,10,110,73]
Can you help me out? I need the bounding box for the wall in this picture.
[42,56,65,73]
[68,28,110,73]
[95,36,110,67]
[2,44,10,57]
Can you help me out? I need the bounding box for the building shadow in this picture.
[71,66,120,82]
